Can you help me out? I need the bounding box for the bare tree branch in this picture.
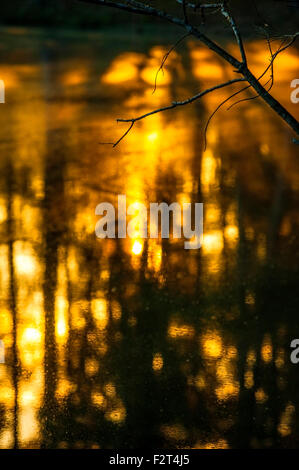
[113,78,245,146]
[182,0,189,23]
[78,0,242,69]
[220,3,247,64]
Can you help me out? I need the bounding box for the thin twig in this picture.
[113,121,135,147]
[153,33,190,95]
[176,0,223,10]
[78,0,242,70]
[203,84,249,150]
[226,76,272,111]
[220,3,247,64]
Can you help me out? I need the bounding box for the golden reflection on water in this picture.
[0,29,299,449]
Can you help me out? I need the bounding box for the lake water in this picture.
[0,27,299,449]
